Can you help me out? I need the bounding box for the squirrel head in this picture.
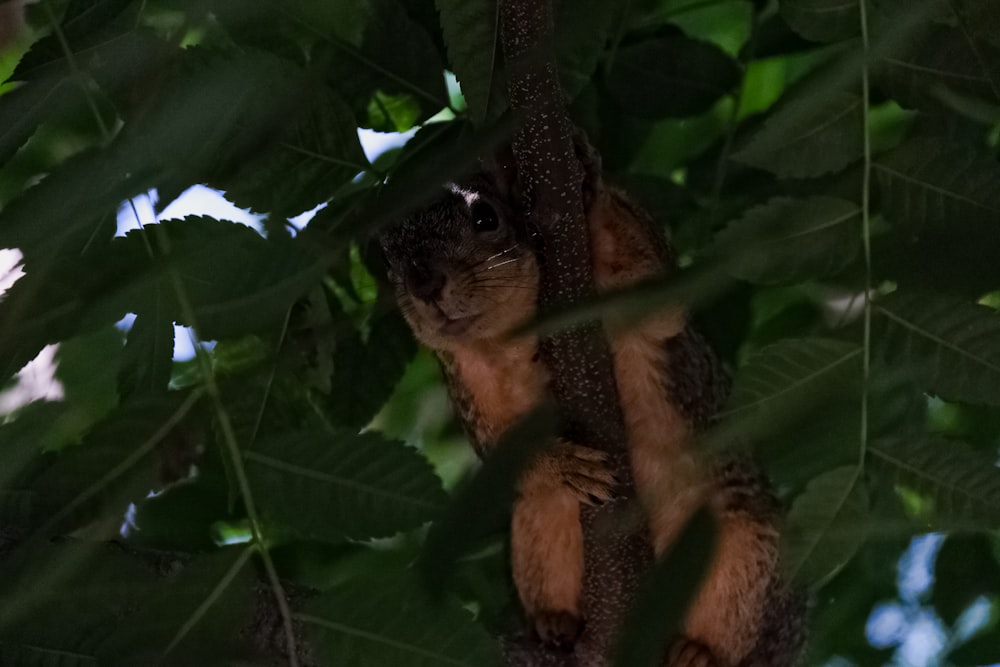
[379,176,539,351]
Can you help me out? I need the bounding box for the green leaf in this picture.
[129,468,231,551]
[284,287,338,394]
[0,50,306,261]
[873,227,1000,297]
[10,0,136,80]
[319,0,449,130]
[1,26,170,185]
[873,22,1000,111]
[216,85,369,216]
[714,196,862,284]
[716,338,863,485]
[724,338,863,421]
[784,466,869,589]
[873,0,950,21]
[0,403,77,491]
[215,369,292,512]
[0,249,116,381]
[0,542,253,665]
[110,217,325,339]
[613,508,718,667]
[874,138,1000,233]
[0,542,158,663]
[802,540,902,664]
[556,0,615,100]
[204,0,301,55]
[366,89,422,133]
[0,217,325,380]
[0,77,89,166]
[245,429,447,543]
[28,393,201,535]
[0,145,133,262]
[324,308,417,429]
[932,534,1000,625]
[732,90,863,178]
[778,0,860,42]
[45,327,126,441]
[0,489,36,540]
[435,0,501,125]
[98,547,255,664]
[302,570,502,667]
[605,33,740,118]
[875,292,1000,406]
[952,0,1000,50]
[119,293,175,400]
[869,437,1000,527]
[115,49,314,187]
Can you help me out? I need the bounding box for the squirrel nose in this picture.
[406,262,447,303]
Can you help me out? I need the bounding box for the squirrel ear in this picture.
[479,129,602,207]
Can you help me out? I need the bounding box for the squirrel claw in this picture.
[667,638,720,667]
[554,441,617,506]
[532,609,583,649]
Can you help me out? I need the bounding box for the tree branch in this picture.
[499,1,652,665]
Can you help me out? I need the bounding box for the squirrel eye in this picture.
[470,201,500,233]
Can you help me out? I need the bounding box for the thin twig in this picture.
[858,0,873,471]
[41,0,109,138]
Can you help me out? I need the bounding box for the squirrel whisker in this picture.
[482,244,520,263]
[485,257,521,271]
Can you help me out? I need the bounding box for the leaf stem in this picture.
[858,0,873,471]
[41,0,109,140]
[709,6,759,226]
[152,226,301,667]
[162,546,256,656]
[279,141,380,178]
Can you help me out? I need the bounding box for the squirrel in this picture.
[377,141,804,667]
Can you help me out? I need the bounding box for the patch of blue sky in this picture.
[864,533,998,667]
[898,534,944,603]
[899,609,948,666]
[868,602,909,649]
[358,126,417,163]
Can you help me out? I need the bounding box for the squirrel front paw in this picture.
[667,638,721,667]
[532,608,583,649]
[553,440,618,506]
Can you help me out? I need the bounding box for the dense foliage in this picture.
[1,0,999,664]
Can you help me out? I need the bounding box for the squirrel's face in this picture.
[380,183,539,350]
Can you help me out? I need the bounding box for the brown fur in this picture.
[379,167,800,664]
[588,189,788,666]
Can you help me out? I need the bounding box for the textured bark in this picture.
[499,1,653,665]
